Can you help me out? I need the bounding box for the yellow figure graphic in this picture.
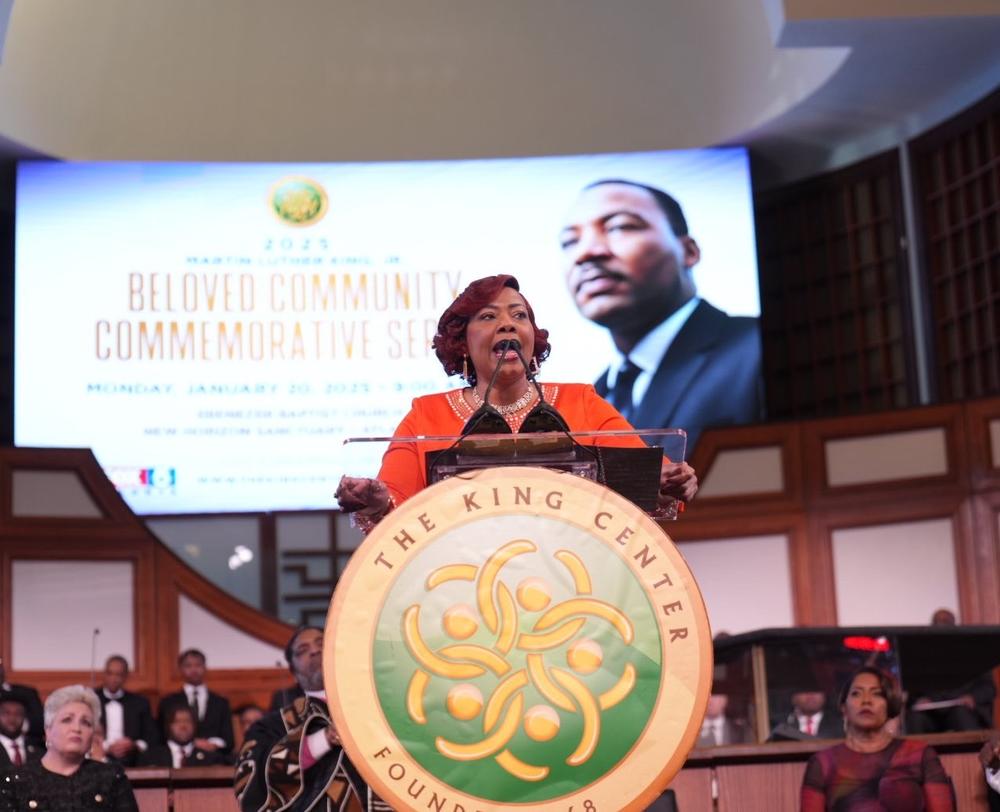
[401,539,639,782]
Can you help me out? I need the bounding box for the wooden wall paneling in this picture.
[0,447,139,526]
[801,403,967,509]
[796,512,838,626]
[687,423,805,520]
[259,512,277,616]
[909,86,1000,404]
[152,542,293,706]
[1,536,158,696]
[964,396,1000,491]
[172,788,239,812]
[715,760,807,811]
[969,490,1000,623]
[153,543,292,674]
[132,788,169,812]
[665,767,714,812]
[950,495,988,624]
[814,492,967,628]
[939,752,993,811]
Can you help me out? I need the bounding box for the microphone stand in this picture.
[426,339,514,482]
[506,342,604,482]
[460,338,515,436]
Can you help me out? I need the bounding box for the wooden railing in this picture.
[125,732,994,812]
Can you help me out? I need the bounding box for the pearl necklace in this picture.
[468,386,536,415]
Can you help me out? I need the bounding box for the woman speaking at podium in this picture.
[336,274,697,529]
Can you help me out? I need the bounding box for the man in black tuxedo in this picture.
[560,179,764,453]
[235,626,388,811]
[157,648,234,756]
[0,658,44,748]
[139,705,229,768]
[97,654,159,767]
[0,695,43,767]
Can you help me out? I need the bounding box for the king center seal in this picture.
[325,465,712,812]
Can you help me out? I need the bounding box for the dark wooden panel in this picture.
[755,150,917,421]
[716,760,806,811]
[939,752,993,811]
[133,787,169,812]
[667,767,714,812]
[910,86,1000,404]
[173,787,239,812]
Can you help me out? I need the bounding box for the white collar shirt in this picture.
[605,297,700,409]
[167,740,193,769]
[699,716,725,746]
[102,690,125,744]
[797,711,823,735]
[0,733,27,764]
[184,684,206,720]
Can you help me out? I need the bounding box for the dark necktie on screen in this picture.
[610,358,642,420]
[189,689,201,721]
[12,742,22,767]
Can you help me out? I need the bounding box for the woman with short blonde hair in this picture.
[0,684,138,811]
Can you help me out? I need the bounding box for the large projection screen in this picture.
[15,151,759,514]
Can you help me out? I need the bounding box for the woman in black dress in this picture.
[0,684,138,811]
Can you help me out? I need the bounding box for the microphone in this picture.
[506,341,571,434]
[461,338,515,436]
[505,339,604,483]
[89,628,101,688]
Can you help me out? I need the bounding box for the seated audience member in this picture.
[697,693,751,747]
[236,703,265,735]
[982,732,1000,806]
[908,608,996,734]
[98,654,158,766]
[801,666,954,812]
[0,658,44,748]
[140,706,229,768]
[0,684,138,811]
[0,695,42,767]
[235,626,389,811]
[771,687,842,740]
[158,648,234,754]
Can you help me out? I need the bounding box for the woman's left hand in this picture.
[659,460,698,504]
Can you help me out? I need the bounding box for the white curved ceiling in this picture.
[0,1,997,181]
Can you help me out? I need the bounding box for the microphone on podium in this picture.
[461,338,515,436]
[505,339,571,434]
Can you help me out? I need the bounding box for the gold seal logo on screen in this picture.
[325,466,712,812]
[268,176,328,226]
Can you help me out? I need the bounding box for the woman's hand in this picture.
[335,476,391,516]
[659,461,698,504]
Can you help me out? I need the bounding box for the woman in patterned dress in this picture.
[800,667,954,811]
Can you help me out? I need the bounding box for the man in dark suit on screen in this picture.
[157,648,234,755]
[560,179,764,453]
[97,654,159,766]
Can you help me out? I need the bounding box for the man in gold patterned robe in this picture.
[235,626,389,812]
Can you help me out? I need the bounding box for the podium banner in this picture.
[326,466,712,811]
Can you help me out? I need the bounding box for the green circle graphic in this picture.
[271,179,326,225]
[373,514,663,804]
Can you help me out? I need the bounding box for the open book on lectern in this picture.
[342,428,686,516]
